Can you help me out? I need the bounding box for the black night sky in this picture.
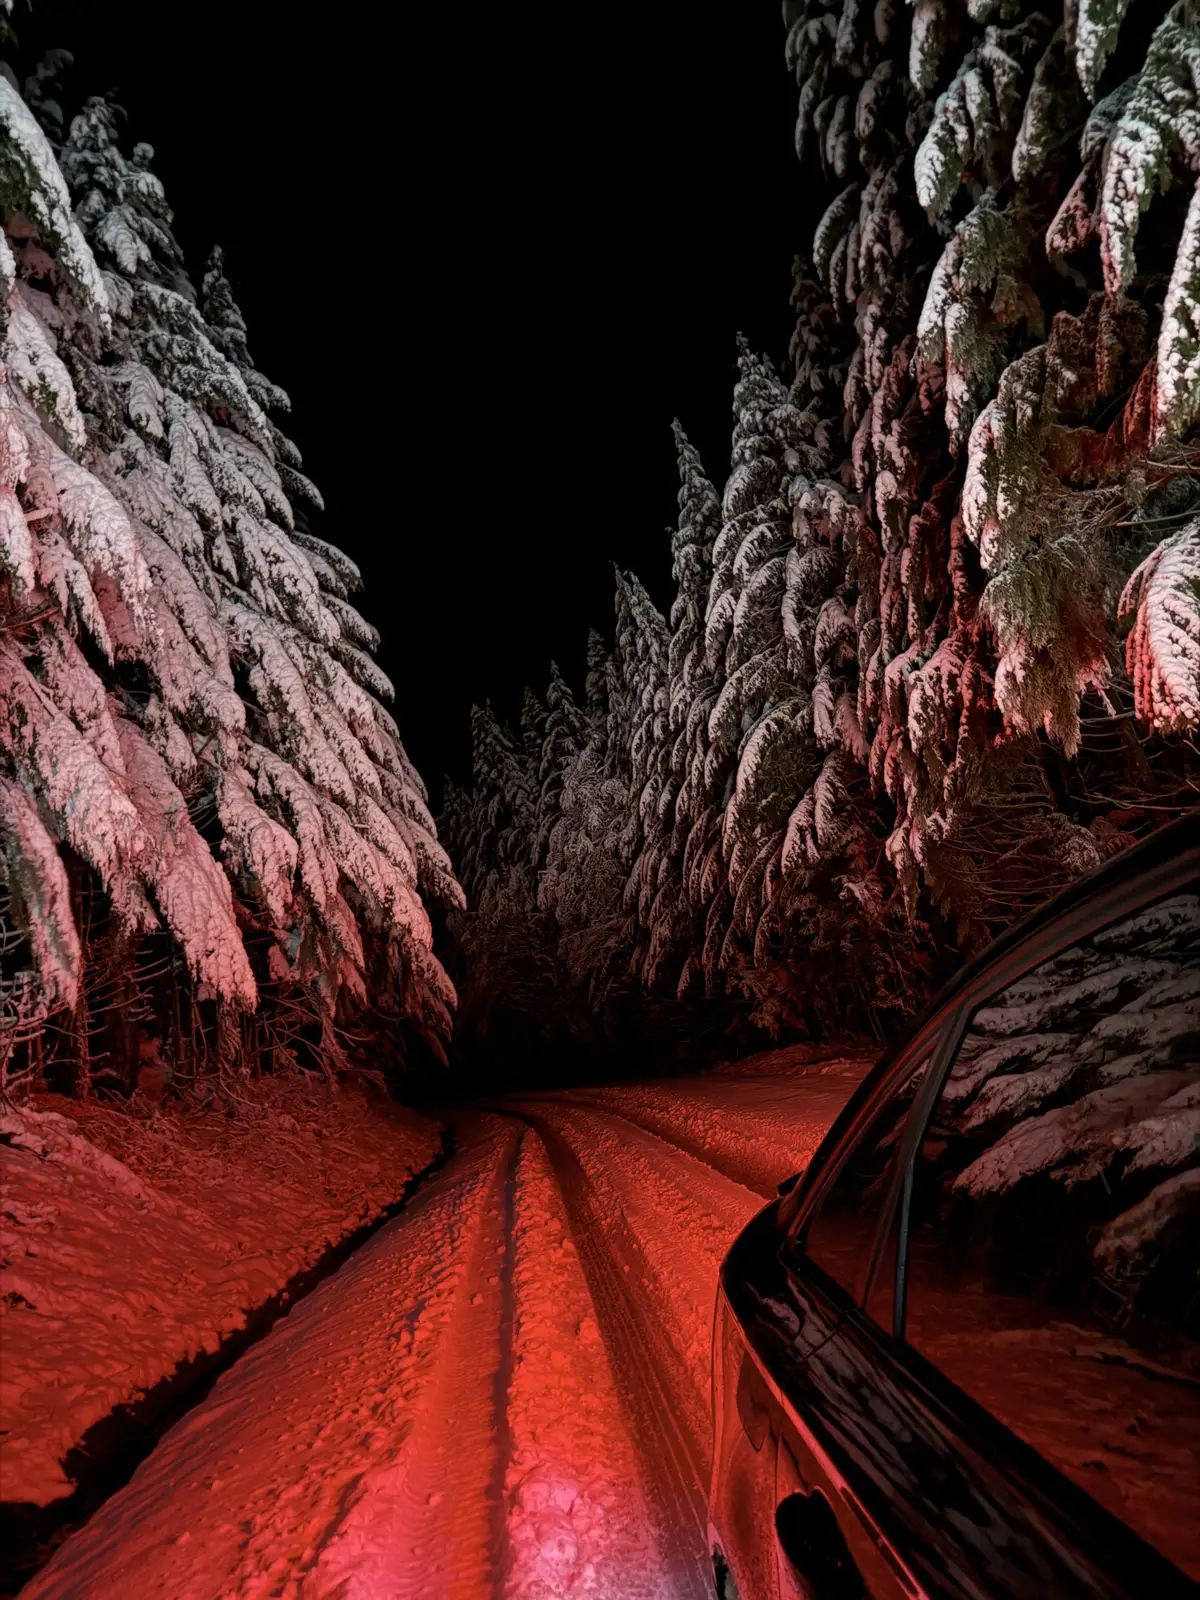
[13,2,803,799]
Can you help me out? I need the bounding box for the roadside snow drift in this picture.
[0,1081,439,1506]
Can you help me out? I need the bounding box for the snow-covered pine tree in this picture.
[616,569,670,952]
[670,345,786,998]
[534,661,587,869]
[796,0,1197,922]
[672,335,890,1024]
[450,0,1200,1058]
[634,422,722,990]
[441,678,630,1066]
[539,617,637,998]
[0,51,460,1086]
[437,704,545,1048]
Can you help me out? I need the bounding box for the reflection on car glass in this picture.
[905,890,1200,1581]
[943,892,1200,1209]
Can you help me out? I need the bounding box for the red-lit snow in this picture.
[0,1080,440,1505]
[18,1058,867,1598]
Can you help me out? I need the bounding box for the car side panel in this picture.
[711,1206,849,1598]
[740,1255,1198,1600]
[711,1291,782,1600]
[774,1383,918,1599]
[716,826,1200,1599]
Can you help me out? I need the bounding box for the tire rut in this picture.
[487,1125,521,1597]
[376,1120,523,1600]
[503,1107,713,1600]
[520,1089,778,1197]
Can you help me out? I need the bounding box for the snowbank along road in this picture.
[21,1061,869,1599]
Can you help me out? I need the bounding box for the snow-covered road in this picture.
[21,1063,868,1600]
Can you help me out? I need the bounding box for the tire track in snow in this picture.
[539,1066,869,1197]
[545,1088,779,1195]
[488,1119,521,1588]
[500,1132,675,1599]
[508,1109,714,1600]
[513,1097,770,1549]
[312,1117,523,1599]
[20,1078,864,1599]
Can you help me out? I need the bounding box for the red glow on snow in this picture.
[10,1060,865,1596]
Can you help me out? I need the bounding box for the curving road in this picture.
[23,1064,868,1600]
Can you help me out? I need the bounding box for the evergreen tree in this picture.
[637,423,721,987]
[777,0,1200,947]
[448,0,1200,1062]
[534,661,586,869]
[541,639,638,1003]
[615,569,670,884]
[0,58,460,1087]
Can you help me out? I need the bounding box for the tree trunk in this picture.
[106,927,141,1096]
[69,987,91,1099]
[1118,715,1155,794]
[69,874,91,1100]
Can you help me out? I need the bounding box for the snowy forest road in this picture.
[22,1062,869,1600]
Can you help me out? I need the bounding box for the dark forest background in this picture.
[8,0,1197,1101]
[14,1,803,800]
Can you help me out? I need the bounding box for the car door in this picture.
[718,1028,944,1599]
[757,1031,953,1599]
[761,838,1200,1598]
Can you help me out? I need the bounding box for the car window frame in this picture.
[784,1019,949,1275]
[782,823,1200,1339]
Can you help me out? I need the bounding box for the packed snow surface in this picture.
[19,1058,868,1598]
